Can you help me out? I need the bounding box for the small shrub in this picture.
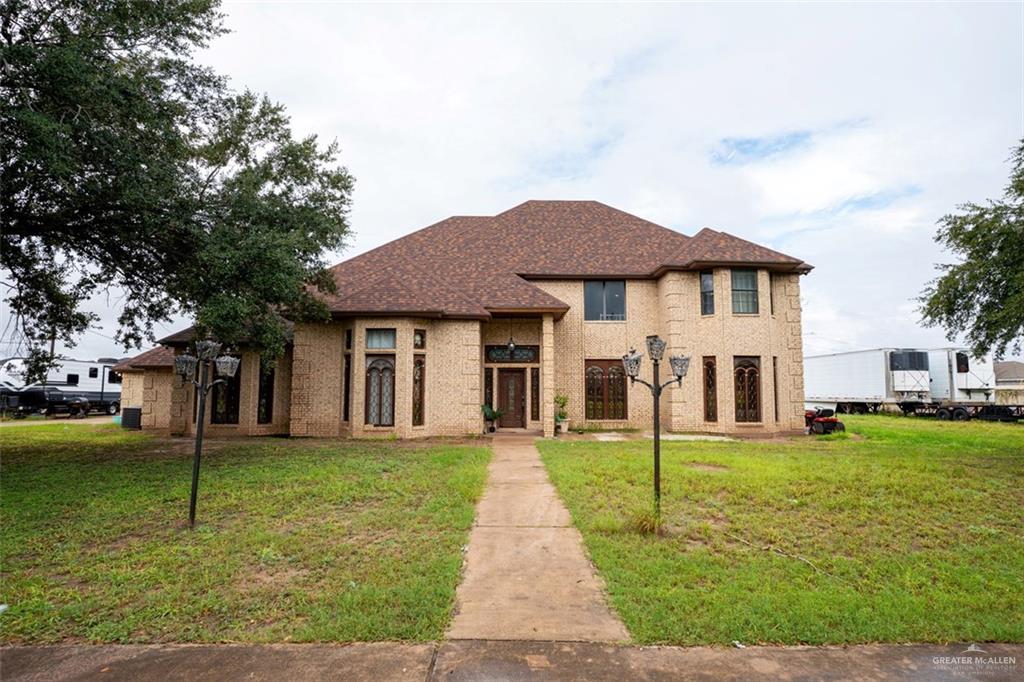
[626,507,664,535]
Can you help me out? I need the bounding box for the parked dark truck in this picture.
[0,358,123,417]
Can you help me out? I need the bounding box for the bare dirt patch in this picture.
[686,462,729,472]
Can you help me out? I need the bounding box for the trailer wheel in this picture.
[936,408,951,420]
[107,402,120,415]
[952,407,970,421]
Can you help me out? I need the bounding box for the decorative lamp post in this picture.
[621,335,690,518]
[174,340,240,528]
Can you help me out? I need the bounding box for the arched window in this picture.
[585,360,629,420]
[703,356,717,422]
[365,357,395,426]
[733,357,760,423]
[585,365,605,420]
[607,365,626,419]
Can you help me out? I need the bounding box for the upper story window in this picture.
[584,280,626,321]
[366,328,396,349]
[731,269,759,314]
[700,271,715,315]
[413,329,426,349]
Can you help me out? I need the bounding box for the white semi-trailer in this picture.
[805,348,1020,421]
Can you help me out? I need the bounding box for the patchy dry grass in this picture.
[539,415,1024,645]
[1,424,489,643]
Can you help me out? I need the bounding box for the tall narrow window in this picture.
[413,329,426,350]
[530,367,540,421]
[584,281,626,321]
[412,355,425,426]
[703,356,717,422]
[343,354,351,422]
[345,328,352,350]
[257,358,275,424]
[731,269,759,314]
[772,356,779,422]
[734,356,761,423]
[212,356,241,424]
[769,274,776,315]
[484,367,494,408]
[584,360,628,419]
[700,271,715,315]
[365,356,395,426]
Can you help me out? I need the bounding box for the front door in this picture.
[497,369,525,428]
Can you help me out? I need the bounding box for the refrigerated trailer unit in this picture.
[805,348,1020,421]
[804,348,931,412]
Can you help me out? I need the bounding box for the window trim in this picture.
[584,280,627,322]
[730,269,760,315]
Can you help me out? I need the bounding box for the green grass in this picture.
[539,415,1024,645]
[1,424,489,644]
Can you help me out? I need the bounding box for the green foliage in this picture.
[0,424,489,643]
[554,393,569,421]
[480,404,502,421]
[539,415,1024,644]
[1,1,354,379]
[920,139,1024,358]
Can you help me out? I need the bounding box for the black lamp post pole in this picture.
[189,362,210,529]
[652,356,661,516]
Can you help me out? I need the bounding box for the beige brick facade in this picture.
[130,267,805,438]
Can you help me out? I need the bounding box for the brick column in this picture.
[542,314,555,437]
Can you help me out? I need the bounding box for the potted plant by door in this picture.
[481,404,503,433]
[554,394,569,434]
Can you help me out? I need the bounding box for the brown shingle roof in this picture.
[325,200,810,318]
[113,346,175,371]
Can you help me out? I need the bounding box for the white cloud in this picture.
[38,1,1022,361]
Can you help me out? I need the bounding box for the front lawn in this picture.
[539,415,1024,645]
[1,424,489,643]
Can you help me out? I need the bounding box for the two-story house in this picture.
[116,200,811,437]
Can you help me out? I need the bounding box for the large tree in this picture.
[1,0,353,379]
[920,140,1024,359]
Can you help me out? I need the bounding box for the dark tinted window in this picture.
[211,357,241,424]
[889,351,929,372]
[89,367,98,378]
[257,359,274,424]
[584,281,626,321]
[700,271,714,315]
[107,370,122,384]
[66,374,79,385]
[956,352,969,373]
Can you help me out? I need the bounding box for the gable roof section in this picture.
[324,200,810,319]
[113,346,175,371]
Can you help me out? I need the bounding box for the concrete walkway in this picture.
[447,435,629,641]
[5,641,1022,681]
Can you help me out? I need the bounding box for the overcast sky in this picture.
[56,1,1023,361]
